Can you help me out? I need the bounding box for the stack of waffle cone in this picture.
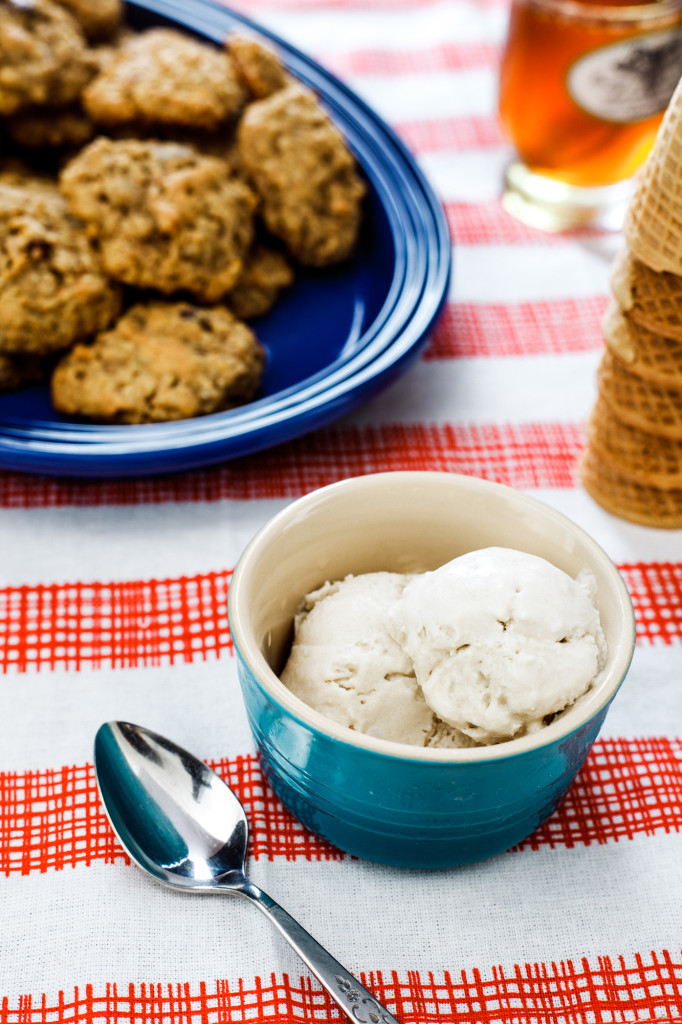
[622,78,682,274]
[579,79,682,527]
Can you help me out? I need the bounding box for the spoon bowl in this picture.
[94,722,401,1024]
[94,721,248,890]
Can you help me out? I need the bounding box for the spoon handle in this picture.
[243,883,401,1024]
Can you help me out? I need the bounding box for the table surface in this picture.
[2,1,682,1022]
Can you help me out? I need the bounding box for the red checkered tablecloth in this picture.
[2,1,682,1022]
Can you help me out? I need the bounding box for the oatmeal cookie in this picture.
[54,0,121,41]
[51,300,266,423]
[237,85,365,266]
[228,34,289,99]
[60,137,257,301]
[0,183,122,354]
[83,28,247,131]
[6,103,94,148]
[227,244,293,319]
[0,0,93,115]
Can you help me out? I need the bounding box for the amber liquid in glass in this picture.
[498,0,682,187]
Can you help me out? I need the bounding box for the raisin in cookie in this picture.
[0,0,93,115]
[83,28,247,131]
[60,137,257,301]
[237,85,365,266]
[0,184,122,355]
[51,300,266,423]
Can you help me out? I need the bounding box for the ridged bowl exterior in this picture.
[236,657,613,868]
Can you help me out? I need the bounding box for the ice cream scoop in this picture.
[281,571,475,747]
[389,547,606,743]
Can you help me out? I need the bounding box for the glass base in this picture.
[501,162,636,233]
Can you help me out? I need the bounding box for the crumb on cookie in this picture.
[228,34,289,99]
[227,243,294,319]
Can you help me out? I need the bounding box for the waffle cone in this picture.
[623,77,682,274]
[602,301,682,388]
[579,445,682,527]
[610,247,682,341]
[587,396,682,489]
[597,349,682,439]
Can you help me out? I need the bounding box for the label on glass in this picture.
[567,28,682,123]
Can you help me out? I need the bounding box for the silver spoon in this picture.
[94,721,401,1024]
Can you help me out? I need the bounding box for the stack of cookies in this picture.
[579,79,682,529]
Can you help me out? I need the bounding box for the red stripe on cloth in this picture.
[1,738,681,876]
[322,42,501,75]
[1,955,682,1024]
[620,562,682,647]
[0,753,341,877]
[517,736,682,851]
[425,298,609,358]
[0,562,679,674]
[444,202,609,246]
[0,572,232,673]
[0,422,588,509]
[395,115,504,153]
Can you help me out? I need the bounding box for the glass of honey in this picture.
[498,0,682,231]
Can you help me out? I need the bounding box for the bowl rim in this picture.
[228,471,637,764]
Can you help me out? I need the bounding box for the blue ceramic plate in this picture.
[0,0,451,477]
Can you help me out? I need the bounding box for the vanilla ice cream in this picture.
[280,547,607,748]
[389,547,606,743]
[280,573,473,747]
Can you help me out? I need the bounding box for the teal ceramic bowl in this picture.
[228,472,636,868]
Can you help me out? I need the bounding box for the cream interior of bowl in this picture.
[229,472,636,760]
